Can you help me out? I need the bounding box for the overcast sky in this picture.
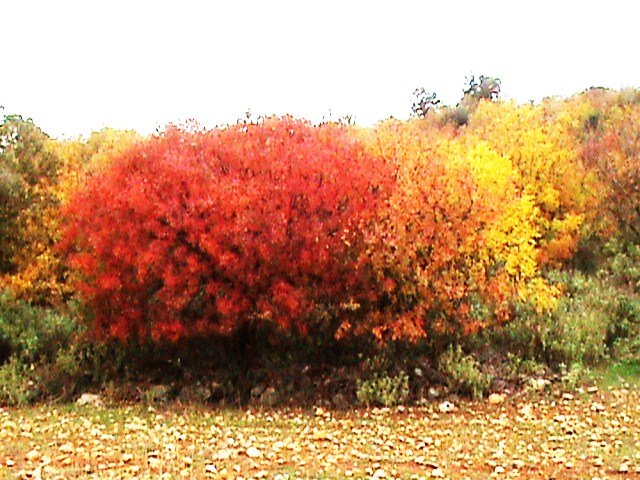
[3,0,639,138]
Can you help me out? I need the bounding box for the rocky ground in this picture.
[1,385,640,479]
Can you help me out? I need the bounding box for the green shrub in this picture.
[0,357,35,406]
[355,354,409,407]
[438,345,491,399]
[0,290,93,403]
[486,268,640,368]
[356,371,409,407]
[504,353,545,378]
[0,290,77,364]
[559,362,594,391]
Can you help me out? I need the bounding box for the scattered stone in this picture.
[562,393,574,401]
[512,459,525,469]
[431,467,445,478]
[414,367,424,377]
[121,453,134,463]
[529,378,550,391]
[204,464,217,474]
[587,386,598,394]
[427,387,441,399]
[259,387,280,407]
[245,447,262,458]
[494,465,505,474]
[148,457,162,470]
[332,392,349,409]
[250,385,265,398]
[58,443,74,454]
[619,463,630,473]
[438,401,456,413]
[315,406,326,417]
[215,449,232,460]
[590,402,606,413]
[76,393,104,408]
[26,449,40,462]
[488,393,506,405]
[372,468,387,478]
[5,458,15,467]
[519,404,533,417]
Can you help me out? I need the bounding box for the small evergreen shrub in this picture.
[356,371,409,407]
[438,345,491,399]
[356,354,409,407]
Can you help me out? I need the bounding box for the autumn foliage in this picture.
[5,88,640,348]
[60,118,392,341]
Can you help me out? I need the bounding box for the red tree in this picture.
[60,117,392,342]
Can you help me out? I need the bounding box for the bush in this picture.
[356,373,409,407]
[61,117,392,342]
[0,357,35,406]
[559,362,594,391]
[355,354,409,407]
[0,290,108,403]
[438,345,491,399]
[486,267,640,368]
[0,290,77,365]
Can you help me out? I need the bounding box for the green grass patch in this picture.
[597,362,640,388]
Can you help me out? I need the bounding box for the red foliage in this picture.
[582,107,640,243]
[60,118,392,342]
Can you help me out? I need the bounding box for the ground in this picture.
[1,383,640,480]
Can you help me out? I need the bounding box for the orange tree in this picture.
[354,118,559,345]
[60,117,392,342]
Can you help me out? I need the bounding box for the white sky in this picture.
[3,0,640,138]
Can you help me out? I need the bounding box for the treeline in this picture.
[1,86,640,405]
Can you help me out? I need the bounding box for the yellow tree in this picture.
[465,100,595,266]
[4,128,139,305]
[355,118,558,344]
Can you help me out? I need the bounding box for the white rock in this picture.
[488,393,506,405]
[215,449,232,460]
[529,378,550,391]
[519,404,533,417]
[431,467,445,478]
[76,393,104,408]
[245,447,262,458]
[438,401,456,413]
[372,468,387,478]
[58,443,74,454]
